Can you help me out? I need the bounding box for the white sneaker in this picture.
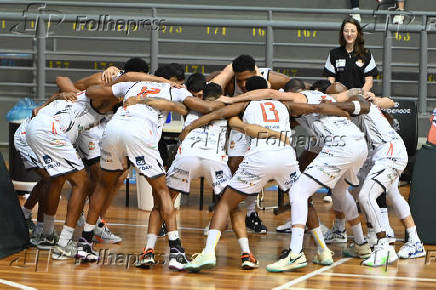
[398,241,426,259]
[276,220,292,233]
[393,14,404,25]
[266,250,307,272]
[324,225,347,243]
[93,224,122,243]
[362,239,398,267]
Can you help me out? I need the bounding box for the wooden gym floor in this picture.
[1,180,436,289]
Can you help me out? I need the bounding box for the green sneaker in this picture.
[266,250,307,272]
[184,251,216,273]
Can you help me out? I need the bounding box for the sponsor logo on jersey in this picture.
[230,140,236,149]
[49,139,66,147]
[43,155,53,164]
[89,142,95,151]
[135,156,146,166]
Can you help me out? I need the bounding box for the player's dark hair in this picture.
[245,76,268,91]
[124,57,149,73]
[154,64,175,79]
[185,73,206,93]
[232,54,256,72]
[168,63,185,81]
[284,78,305,93]
[310,80,331,93]
[203,82,222,100]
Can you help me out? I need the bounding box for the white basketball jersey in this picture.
[353,103,401,148]
[178,111,228,162]
[112,81,190,140]
[296,90,364,147]
[242,100,292,153]
[37,91,104,142]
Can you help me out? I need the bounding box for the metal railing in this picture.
[0,2,435,114]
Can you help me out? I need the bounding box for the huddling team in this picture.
[16,54,426,273]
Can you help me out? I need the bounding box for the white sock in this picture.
[58,225,74,247]
[351,223,365,245]
[146,234,158,249]
[407,226,420,243]
[245,195,257,217]
[290,227,305,254]
[204,229,221,254]
[167,230,179,241]
[43,214,55,236]
[335,219,346,232]
[380,208,393,232]
[22,207,32,219]
[84,223,95,232]
[238,237,250,253]
[311,227,327,252]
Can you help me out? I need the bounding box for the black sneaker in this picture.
[135,248,155,268]
[25,216,35,234]
[245,212,267,234]
[158,223,168,237]
[169,246,189,271]
[76,238,99,262]
[37,233,58,250]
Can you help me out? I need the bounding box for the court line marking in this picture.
[273,257,351,290]
[0,279,37,290]
[320,272,436,283]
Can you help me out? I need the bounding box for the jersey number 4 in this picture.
[136,86,161,98]
[260,102,279,122]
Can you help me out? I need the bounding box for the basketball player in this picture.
[212,55,291,234]
[183,77,359,272]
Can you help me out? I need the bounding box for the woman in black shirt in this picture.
[324,17,378,93]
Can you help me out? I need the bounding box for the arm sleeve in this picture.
[112,82,135,98]
[171,87,192,102]
[323,51,336,77]
[364,51,378,77]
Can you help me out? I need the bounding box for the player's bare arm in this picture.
[124,97,188,116]
[108,71,182,88]
[217,89,307,104]
[227,116,291,145]
[268,71,291,90]
[179,102,248,140]
[183,96,225,114]
[56,76,81,93]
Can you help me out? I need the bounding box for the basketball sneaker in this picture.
[169,246,189,271]
[276,220,292,233]
[184,251,216,272]
[52,240,78,260]
[246,212,267,234]
[266,249,307,272]
[312,249,334,265]
[25,216,35,234]
[324,224,347,243]
[93,223,122,243]
[362,239,398,267]
[135,248,156,268]
[158,223,168,237]
[76,238,99,262]
[398,241,426,259]
[241,252,259,270]
[37,232,58,250]
[343,242,371,259]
